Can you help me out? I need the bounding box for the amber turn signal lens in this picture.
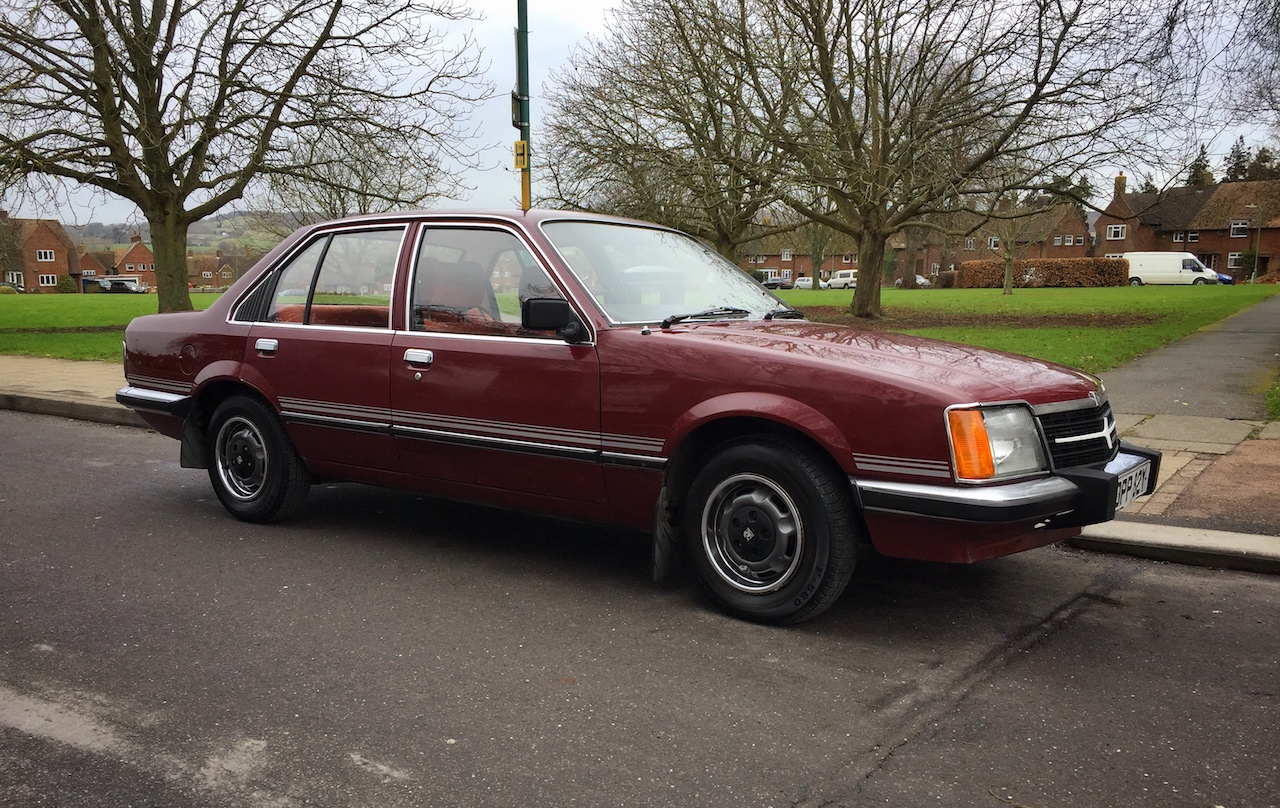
[948,409,995,480]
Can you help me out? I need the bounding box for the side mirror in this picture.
[522,297,588,343]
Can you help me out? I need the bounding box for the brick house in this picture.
[895,204,1091,277]
[1096,174,1280,279]
[0,210,78,292]
[111,232,157,288]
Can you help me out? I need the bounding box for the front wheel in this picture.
[683,436,857,624]
[1193,277,1207,285]
[207,395,310,523]
[1129,277,1143,287]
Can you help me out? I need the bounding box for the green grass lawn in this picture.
[779,285,1280,374]
[3,286,1279,374]
[0,293,221,360]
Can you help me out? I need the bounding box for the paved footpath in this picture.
[3,296,1280,572]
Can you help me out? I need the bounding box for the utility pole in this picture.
[513,0,531,211]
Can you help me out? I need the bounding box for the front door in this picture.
[389,225,605,506]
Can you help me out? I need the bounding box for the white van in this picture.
[1123,252,1219,286]
[829,269,857,289]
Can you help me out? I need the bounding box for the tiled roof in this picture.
[1188,180,1280,229]
[1122,185,1215,231]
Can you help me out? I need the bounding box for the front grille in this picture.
[1037,402,1118,469]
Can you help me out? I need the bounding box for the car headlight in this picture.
[947,405,1047,481]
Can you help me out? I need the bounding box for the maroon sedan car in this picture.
[118,210,1159,623]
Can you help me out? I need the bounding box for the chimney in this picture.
[1114,172,1127,199]
[130,230,142,244]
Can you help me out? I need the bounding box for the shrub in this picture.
[56,275,78,293]
[936,270,958,289]
[958,257,1127,288]
[0,285,17,295]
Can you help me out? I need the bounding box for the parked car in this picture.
[117,210,1160,624]
[102,279,143,293]
[1123,252,1219,285]
[0,281,23,293]
[793,277,828,290]
[762,278,793,289]
[893,274,933,288]
[828,269,857,289]
[1216,272,1236,285]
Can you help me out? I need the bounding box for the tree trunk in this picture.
[149,213,195,313]
[1002,253,1015,295]
[850,235,887,318]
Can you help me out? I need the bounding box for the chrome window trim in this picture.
[228,221,411,326]
[403,221,596,345]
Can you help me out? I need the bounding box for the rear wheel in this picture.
[207,395,310,523]
[683,435,857,624]
[1128,277,1143,286]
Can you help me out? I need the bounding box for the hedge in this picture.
[958,257,1127,288]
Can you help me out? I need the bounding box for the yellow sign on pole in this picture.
[514,140,528,170]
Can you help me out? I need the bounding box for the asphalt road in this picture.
[2,411,1277,808]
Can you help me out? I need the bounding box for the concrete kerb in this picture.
[0,391,145,428]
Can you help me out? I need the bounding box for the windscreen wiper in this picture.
[660,307,751,329]
[764,307,805,320]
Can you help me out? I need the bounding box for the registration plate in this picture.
[1115,461,1151,511]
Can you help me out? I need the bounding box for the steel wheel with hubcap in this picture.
[207,395,309,523]
[684,435,857,624]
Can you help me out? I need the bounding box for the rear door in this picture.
[242,225,406,471]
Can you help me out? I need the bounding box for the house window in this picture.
[125,263,134,272]
[964,238,975,251]
[83,270,96,277]
[781,249,793,261]
[987,236,999,249]
[782,270,791,280]
[842,254,852,264]
[202,271,213,279]
[38,274,58,286]
[1187,231,1199,243]
[149,263,155,271]
[1076,236,1086,246]
[4,271,22,286]
[1174,232,1184,242]
[1228,253,1242,269]
[35,249,55,262]
[1231,220,1250,238]
[1053,235,1063,246]
[1105,253,1123,259]
[1106,224,1126,240]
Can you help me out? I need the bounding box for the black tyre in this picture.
[1193,277,1207,285]
[683,435,857,624]
[206,395,310,523]
[1128,277,1143,286]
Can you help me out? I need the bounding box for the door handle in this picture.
[255,338,279,354]
[404,348,434,368]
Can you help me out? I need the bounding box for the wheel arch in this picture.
[179,377,278,469]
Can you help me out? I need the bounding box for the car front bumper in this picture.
[852,442,1161,528]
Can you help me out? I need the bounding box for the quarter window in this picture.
[1106,224,1126,240]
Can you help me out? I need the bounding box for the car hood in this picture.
[677,320,1100,406]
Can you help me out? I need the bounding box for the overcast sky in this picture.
[5,0,619,225]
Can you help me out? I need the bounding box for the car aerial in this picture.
[117,210,1160,624]
[793,277,828,290]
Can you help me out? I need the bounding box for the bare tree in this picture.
[538,0,790,258]
[566,0,1188,317]
[0,0,488,312]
